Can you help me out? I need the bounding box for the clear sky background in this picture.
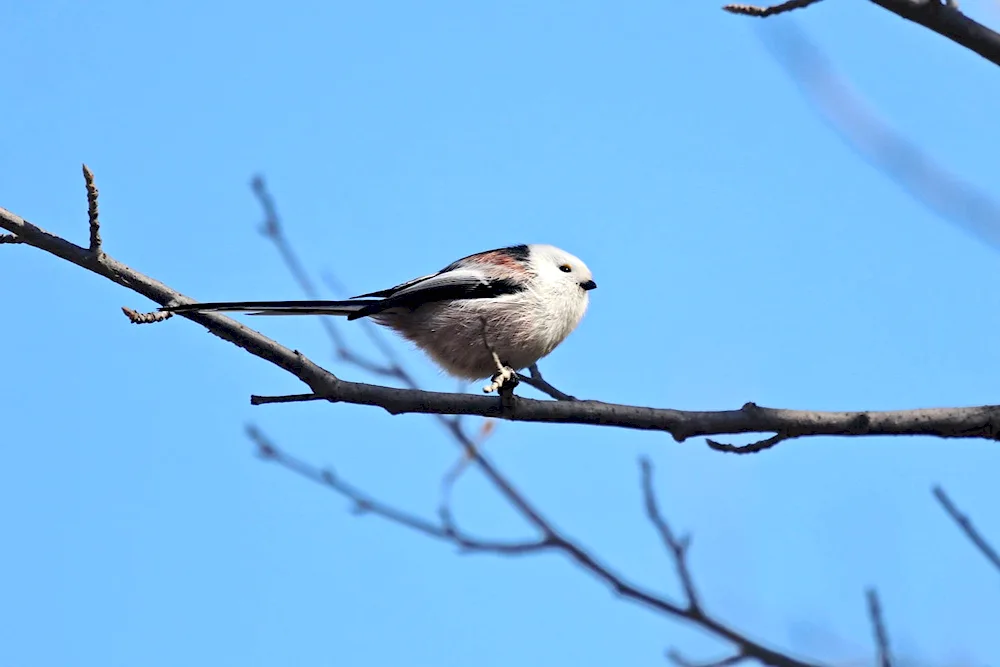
[2,1,999,665]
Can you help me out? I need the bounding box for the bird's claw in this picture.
[483,366,518,394]
[483,352,519,394]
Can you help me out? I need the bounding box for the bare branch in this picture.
[706,433,795,455]
[247,175,405,375]
[522,363,578,401]
[640,457,700,613]
[866,0,1000,68]
[866,589,894,667]
[248,425,552,554]
[246,426,822,667]
[250,392,318,405]
[933,486,1000,573]
[0,233,22,244]
[723,0,823,18]
[8,179,1000,452]
[82,163,102,255]
[0,207,997,447]
[251,175,323,299]
[729,0,1000,68]
[320,270,410,374]
[246,387,1000,444]
[122,306,172,324]
[669,650,750,667]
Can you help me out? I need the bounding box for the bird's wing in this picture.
[352,245,530,299]
[348,268,526,320]
[351,272,441,299]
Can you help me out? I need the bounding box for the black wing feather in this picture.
[347,277,525,320]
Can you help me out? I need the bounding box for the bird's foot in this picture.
[483,353,519,394]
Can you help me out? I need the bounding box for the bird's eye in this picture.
[559,264,572,273]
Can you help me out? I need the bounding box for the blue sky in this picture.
[2,1,999,665]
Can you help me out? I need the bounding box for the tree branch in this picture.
[522,363,579,401]
[933,486,1000,573]
[249,175,402,378]
[5,201,1000,448]
[723,0,823,19]
[248,425,553,555]
[725,0,1000,69]
[867,0,1000,69]
[244,424,824,667]
[866,589,894,667]
[82,163,102,255]
[669,650,751,667]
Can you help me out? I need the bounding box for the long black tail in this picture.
[160,300,374,318]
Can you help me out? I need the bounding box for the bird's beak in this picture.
[579,279,597,291]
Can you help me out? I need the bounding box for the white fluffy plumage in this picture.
[162,243,596,390]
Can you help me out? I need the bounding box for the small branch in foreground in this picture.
[82,164,102,255]
[933,486,1000,573]
[706,433,794,455]
[866,589,893,667]
[723,0,823,18]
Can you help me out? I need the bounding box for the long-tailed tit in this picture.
[161,244,597,393]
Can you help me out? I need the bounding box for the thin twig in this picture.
[122,306,172,324]
[723,0,824,18]
[705,433,793,454]
[246,426,821,667]
[320,270,408,375]
[866,589,893,667]
[640,457,701,614]
[523,364,578,401]
[669,650,750,667]
[248,425,552,554]
[251,178,400,378]
[82,164,101,255]
[933,486,1000,573]
[248,175,401,374]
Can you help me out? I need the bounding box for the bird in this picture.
[160,244,597,393]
